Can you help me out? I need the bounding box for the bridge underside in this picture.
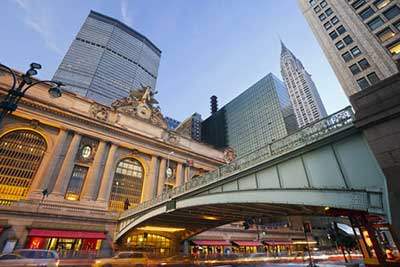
[122,202,335,240]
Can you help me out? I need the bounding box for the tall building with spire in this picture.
[280,41,327,128]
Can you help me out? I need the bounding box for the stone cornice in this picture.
[0,84,224,167]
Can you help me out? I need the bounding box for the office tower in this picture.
[280,41,327,128]
[175,113,202,142]
[53,10,161,106]
[165,117,181,130]
[201,73,298,157]
[298,0,400,97]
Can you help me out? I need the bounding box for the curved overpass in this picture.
[116,107,389,240]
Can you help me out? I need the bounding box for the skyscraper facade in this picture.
[280,42,327,128]
[298,0,400,97]
[202,73,298,157]
[53,11,161,106]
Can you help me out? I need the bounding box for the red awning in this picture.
[264,239,293,246]
[193,240,231,246]
[28,229,106,239]
[232,240,262,247]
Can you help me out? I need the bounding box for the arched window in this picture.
[109,158,144,211]
[0,130,47,201]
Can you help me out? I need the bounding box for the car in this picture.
[92,251,148,267]
[0,249,59,267]
[154,255,193,266]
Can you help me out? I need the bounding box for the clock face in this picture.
[81,145,92,159]
[166,167,174,178]
[137,103,151,119]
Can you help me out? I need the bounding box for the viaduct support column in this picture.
[350,73,400,240]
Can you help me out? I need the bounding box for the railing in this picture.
[121,107,355,218]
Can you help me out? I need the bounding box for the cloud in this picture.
[12,0,62,55]
[121,0,133,26]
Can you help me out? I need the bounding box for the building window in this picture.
[320,0,327,8]
[342,51,353,62]
[383,5,400,20]
[65,165,88,201]
[309,0,317,6]
[352,0,366,10]
[349,64,362,75]
[374,0,392,10]
[359,7,376,20]
[388,40,400,54]
[351,46,362,57]
[394,20,400,31]
[335,40,346,50]
[337,25,347,34]
[367,72,380,84]
[324,22,332,30]
[377,27,396,42]
[357,77,370,89]
[368,16,385,30]
[358,58,371,70]
[319,13,327,21]
[314,6,322,13]
[343,35,354,45]
[331,16,339,25]
[329,30,339,40]
[109,158,144,211]
[0,130,47,201]
[325,8,333,16]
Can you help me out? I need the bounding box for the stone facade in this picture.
[350,73,400,241]
[0,70,224,256]
[298,0,399,97]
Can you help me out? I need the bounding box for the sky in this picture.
[1,0,349,121]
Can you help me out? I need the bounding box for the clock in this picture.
[166,167,174,179]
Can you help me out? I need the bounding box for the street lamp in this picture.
[0,62,63,125]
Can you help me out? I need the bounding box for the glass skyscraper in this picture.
[202,73,298,157]
[53,10,161,106]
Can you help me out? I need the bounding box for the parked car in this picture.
[0,249,59,267]
[92,251,148,267]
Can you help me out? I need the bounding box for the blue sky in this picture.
[1,0,349,121]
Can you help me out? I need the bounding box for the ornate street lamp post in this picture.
[0,62,63,125]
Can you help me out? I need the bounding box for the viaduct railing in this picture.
[120,106,355,219]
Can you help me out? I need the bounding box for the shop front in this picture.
[232,240,263,254]
[25,229,106,258]
[264,239,293,256]
[191,240,231,255]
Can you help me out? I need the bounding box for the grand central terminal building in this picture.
[0,70,226,256]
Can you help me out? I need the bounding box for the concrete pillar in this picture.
[81,141,108,201]
[97,144,118,203]
[28,129,68,198]
[51,133,82,198]
[141,156,159,202]
[175,163,184,187]
[157,158,167,195]
[350,73,400,240]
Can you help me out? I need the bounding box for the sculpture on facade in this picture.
[111,85,167,128]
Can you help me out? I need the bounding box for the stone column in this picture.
[51,133,82,198]
[141,156,159,202]
[80,141,108,201]
[184,165,190,183]
[28,129,68,198]
[157,158,167,195]
[97,144,118,203]
[175,163,184,187]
